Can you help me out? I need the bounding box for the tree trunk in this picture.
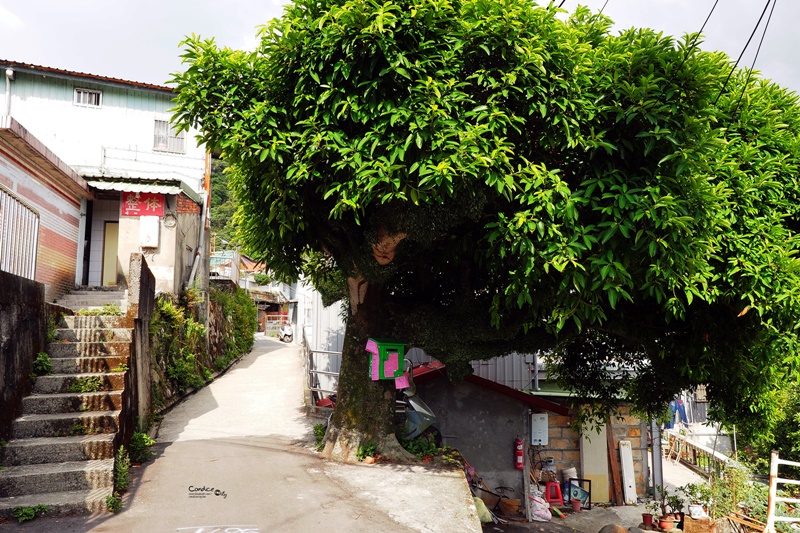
[321,279,412,462]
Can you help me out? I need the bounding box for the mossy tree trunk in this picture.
[321,278,412,462]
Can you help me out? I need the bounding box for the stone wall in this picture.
[0,270,45,440]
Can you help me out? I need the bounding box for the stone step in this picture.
[55,328,132,342]
[60,315,132,329]
[50,355,129,374]
[0,434,116,466]
[0,459,114,497]
[48,341,131,359]
[22,391,123,414]
[12,411,120,439]
[0,487,113,519]
[32,373,124,394]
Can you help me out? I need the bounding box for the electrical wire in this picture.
[714,0,774,105]
[731,0,777,116]
[672,0,720,76]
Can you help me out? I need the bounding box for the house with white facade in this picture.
[0,60,209,298]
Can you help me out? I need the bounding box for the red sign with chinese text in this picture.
[120,192,164,217]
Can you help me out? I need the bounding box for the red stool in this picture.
[544,481,564,507]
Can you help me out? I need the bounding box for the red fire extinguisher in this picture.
[514,436,524,470]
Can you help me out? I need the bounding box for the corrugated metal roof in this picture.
[87,180,201,204]
[0,59,172,92]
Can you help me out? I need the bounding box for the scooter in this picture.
[278,323,293,343]
[397,359,441,445]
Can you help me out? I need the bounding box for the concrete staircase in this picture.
[0,314,133,517]
[54,288,128,314]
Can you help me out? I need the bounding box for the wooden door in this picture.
[102,221,119,286]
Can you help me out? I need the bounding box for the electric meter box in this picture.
[531,413,549,445]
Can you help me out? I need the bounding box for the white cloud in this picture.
[0,3,23,29]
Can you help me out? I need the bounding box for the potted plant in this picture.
[681,482,712,519]
[658,514,676,531]
[642,499,660,527]
[652,484,675,530]
[667,492,686,529]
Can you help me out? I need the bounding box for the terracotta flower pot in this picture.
[658,516,675,531]
[571,498,582,513]
[642,513,654,527]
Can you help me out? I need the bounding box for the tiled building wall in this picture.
[0,141,82,302]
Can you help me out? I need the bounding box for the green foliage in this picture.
[106,492,122,513]
[129,431,156,463]
[399,434,439,458]
[69,423,87,435]
[114,446,130,492]
[112,363,129,372]
[12,504,47,523]
[76,304,122,316]
[739,379,800,479]
[313,423,326,451]
[167,350,205,392]
[68,376,103,393]
[171,0,800,435]
[46,314,58,343]
[356,440,378,461]
[210,286,258,359]
[252,272,273,286]
[151,295,211,394]
[210,158,240,246]
[32,352,52,376]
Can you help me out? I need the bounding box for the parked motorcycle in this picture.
[396,359,441,446]
[279,323,293,343]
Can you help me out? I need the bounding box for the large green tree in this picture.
[172,0,800,459]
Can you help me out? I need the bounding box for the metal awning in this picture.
[87,179,202,204]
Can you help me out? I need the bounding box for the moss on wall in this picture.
[148,286,257,414]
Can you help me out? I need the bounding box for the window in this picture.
[154,119,186,154]
[73,88,102,107]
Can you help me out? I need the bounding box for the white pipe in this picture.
[5,68,14,115]
[186,189,207,289]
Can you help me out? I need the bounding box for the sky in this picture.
[1,0,798,94]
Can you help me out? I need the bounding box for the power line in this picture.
[714,0,773,105]
[731,0,777,116]
[672,0,721,78]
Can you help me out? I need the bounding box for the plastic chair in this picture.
[544,481,564,507]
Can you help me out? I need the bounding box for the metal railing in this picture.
[765,451,800,533]
[0,185,39,279]
[302,327,341,405]
[665,428,729,478]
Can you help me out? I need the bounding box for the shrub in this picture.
[12,504,47,523]
[68,376,103,393]
[129,432,156,463]
[76,304,122,316]
[114,446,130,492]
[32,352,52,376]
[356,440,378,461]
[106,492,122,513]
[313,423,326,452]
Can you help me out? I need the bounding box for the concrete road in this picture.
[4,336,480,532]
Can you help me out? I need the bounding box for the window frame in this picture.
[73,87,103,108]
[153,119,187,154]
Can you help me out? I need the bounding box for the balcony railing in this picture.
[665,428,729,478]
[0,185,39,279]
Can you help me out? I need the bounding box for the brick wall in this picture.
[176,193,201,214]
[536,404,647,499]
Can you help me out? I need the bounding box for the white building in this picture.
[1,60,208,296]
